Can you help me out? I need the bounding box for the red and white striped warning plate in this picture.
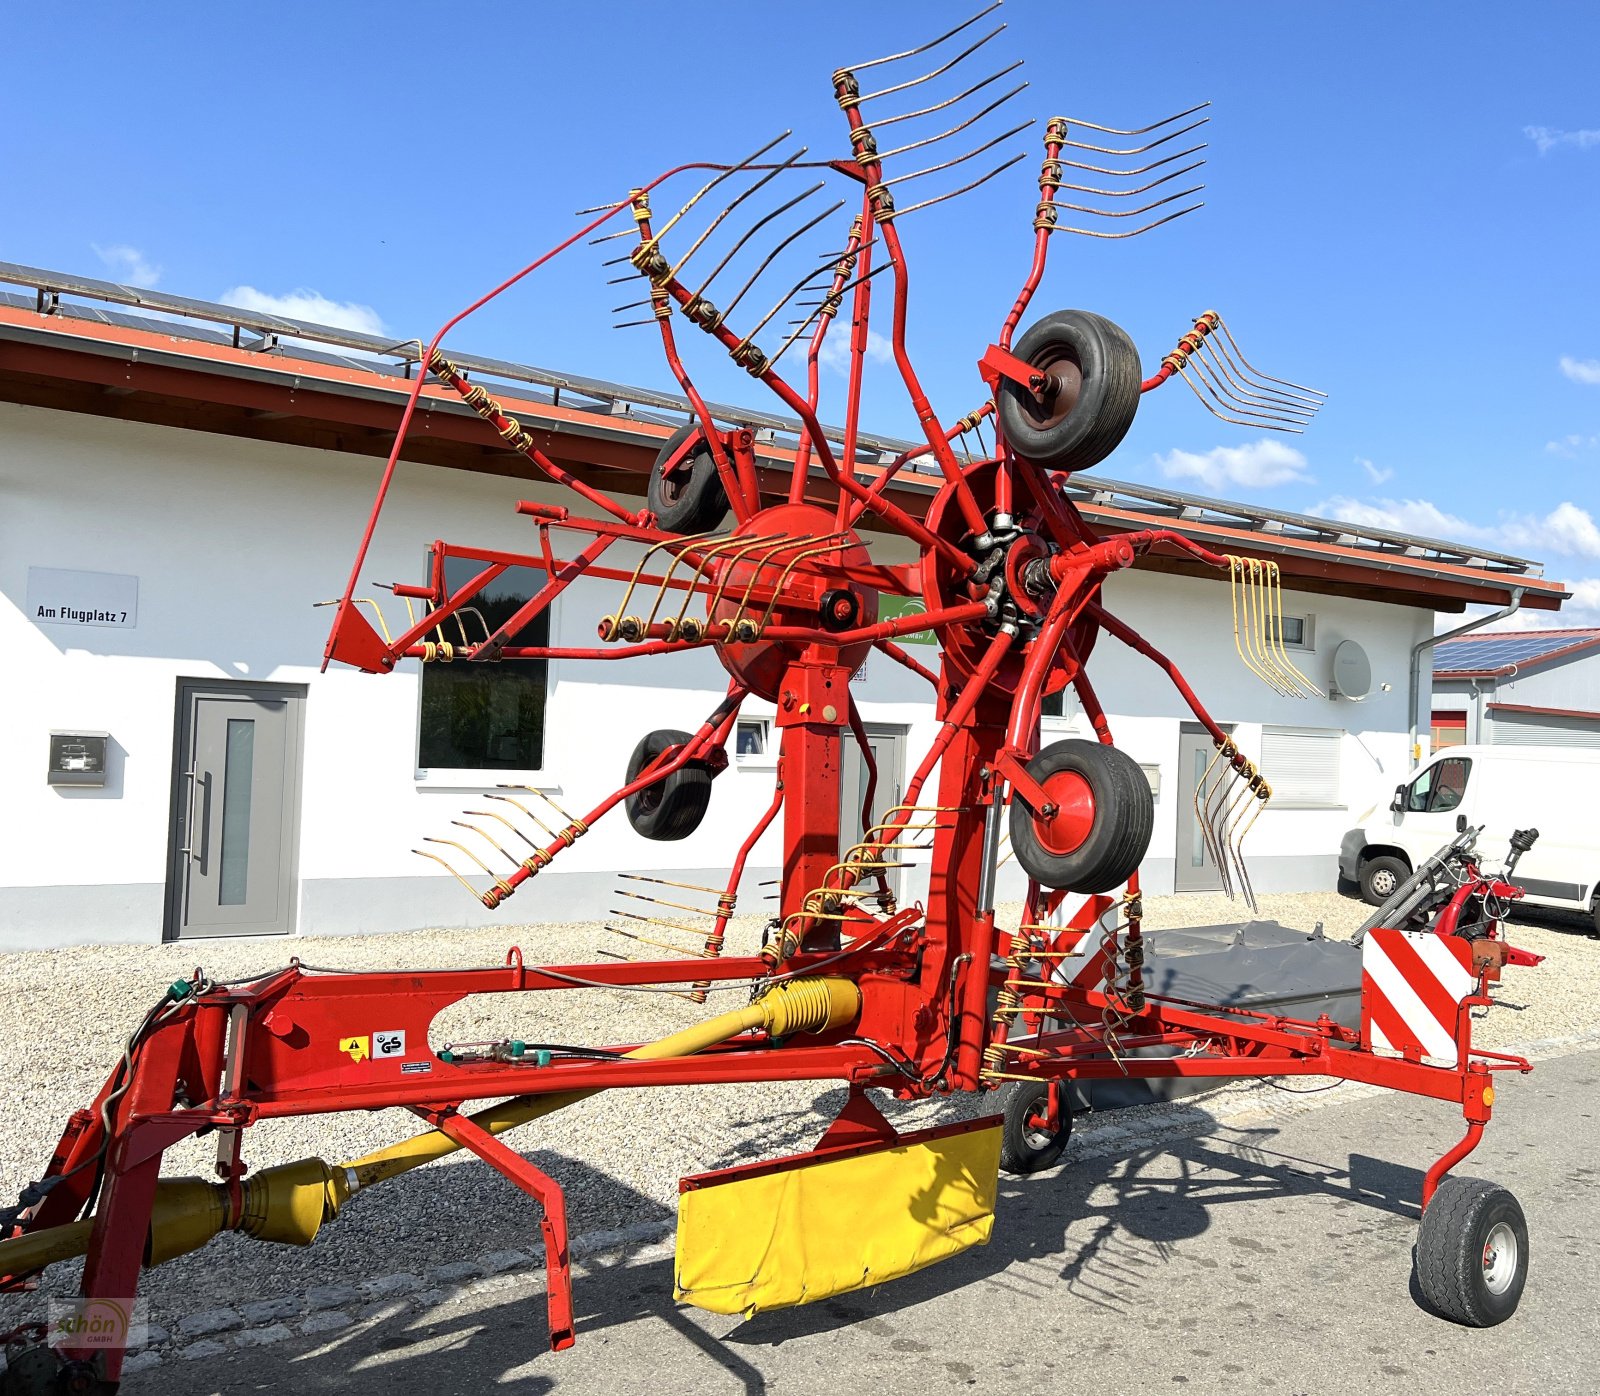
[1361,928,1478,1068]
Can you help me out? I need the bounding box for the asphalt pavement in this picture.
[128,1047,1600,1396]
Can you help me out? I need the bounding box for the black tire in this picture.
[995,310,1142,473]
[1415,1177,1529,1327]
[624,729,712,841]
[999,1080,1072,1175]
[647,425,730,534]
[1360,854,1410,907]
[1009,739,1153,893]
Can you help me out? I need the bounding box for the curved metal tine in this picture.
[1193,751,1230,884]
[708,532,821,623]
[1196,336,1322,414]
[1061,117,1209,158]
[612,294,656,313]
[669,146,810,280]
[1211,315,1329,401]
[859,23,1006,104]
[647,129,795,247]
[1179,361,1307,434]
[875,82,1029,162]
[574,197,628,217]
[605,267,646,286]
[1052,184,1206,221]
[694,532,801,627]
[768,262,893,368]
[752,534,855,631]
[845,2,1002,74]
[642,527,740,630]
[891,152,1030,220]
[1060,142,1209,179]
[871,60,1024,131]
[590,224,643,245]
[661,531,787,633]
[1059,101,1212,137]
[423,835,496,877]
[690,183,826,300]
[413,846,487,900]
[463,807,540,851]
[483,790,560,841]
[716,199,846,325]
[450,819,519,867]
[1056,202,1205,240]
[1188,353,1316,425]
[1054,159,1206,200]
[602,251,638,268]
[738,236,869,347]
[614,317,664,330]
[882,120,1032,189]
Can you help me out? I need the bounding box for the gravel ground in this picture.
[1,890,1596,1336]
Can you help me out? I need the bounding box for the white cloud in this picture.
[218,285,385,336]
[817,327,892,374]
[1524,125,1600,155]
[1560,355,1600,385]
[92,243,161,287]
[1356,455,1393,485]
[1461,578,1600,632]
[1546,432,1600,456]
[1314,494,1600,559]
[1155,438,1310,491]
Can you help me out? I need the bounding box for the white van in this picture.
[1339,744,1600,926]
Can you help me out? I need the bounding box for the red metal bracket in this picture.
[421,1107,575,1351]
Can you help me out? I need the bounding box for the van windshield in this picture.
[1405,756,1472,813]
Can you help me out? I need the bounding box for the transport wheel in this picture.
[1359,854,1410,907]
[994,310,1141,473]
[624,729,712,841]
[1009,739,1153,893]
[647,425,730,534]
[1414,1177,1529,1326]
[999,1080,1073,1175]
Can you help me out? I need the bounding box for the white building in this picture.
[1432,628,1600,748]
[0,264,1569,949]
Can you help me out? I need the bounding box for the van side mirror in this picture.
[1390,785,1405,814]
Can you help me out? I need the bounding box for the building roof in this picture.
[0,261,1570,616]
[1434,627,1600,678]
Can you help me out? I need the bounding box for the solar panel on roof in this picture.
[1435,632,1600,672]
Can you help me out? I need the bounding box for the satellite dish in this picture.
[1331,639,1372,700]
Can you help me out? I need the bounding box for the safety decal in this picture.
[339,1035,370,1063]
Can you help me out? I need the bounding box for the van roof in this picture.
[1431,744,1600,763]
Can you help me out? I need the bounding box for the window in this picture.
[1259,725,1343,808]
[1042,688,1065,718]
[417,558,550,773]
[1405,756,1472,814]
[1270,613,1314,649]
[736,719,769,757]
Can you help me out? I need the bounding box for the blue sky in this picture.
[4,2,1598,620]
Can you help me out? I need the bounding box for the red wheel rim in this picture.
[1034,770,1095,855]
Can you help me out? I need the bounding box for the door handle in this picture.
[179,769,200,861]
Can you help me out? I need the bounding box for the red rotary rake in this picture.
[1,8,1539,1389]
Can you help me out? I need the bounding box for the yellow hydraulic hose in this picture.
[0,978,860,1278]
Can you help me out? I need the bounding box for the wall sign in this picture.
[27,567,139,629]
[48,732,109,787]
[876,592,937,646]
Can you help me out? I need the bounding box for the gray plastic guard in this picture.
[1074,920,1362,1110]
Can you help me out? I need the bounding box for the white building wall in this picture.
[0,401,1427,948]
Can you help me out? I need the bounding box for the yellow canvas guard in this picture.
[674,1118,1002,1317]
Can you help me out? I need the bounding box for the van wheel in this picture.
[1359,854,1410,907]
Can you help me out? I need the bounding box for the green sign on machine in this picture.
[876,592,937,646]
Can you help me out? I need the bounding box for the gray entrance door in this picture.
[168,682,306,938]
[1175,722,1226,894]
[840,722,907,902]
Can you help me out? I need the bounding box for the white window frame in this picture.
[734,716,778,769]
[1274,611,1316,651]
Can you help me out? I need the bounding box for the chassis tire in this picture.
[1359,854,1410,907]
[999,1080,1073,1175]
[1415,1177,1529,1326]
[624,728,712,841]
[647,424,730,534]
[995,310,1142,472]
[1009,739,1153,893]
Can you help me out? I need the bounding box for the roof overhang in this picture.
[0,289,1567,617]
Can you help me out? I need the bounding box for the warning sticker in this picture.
[373,1030,407,1059]
[339,1035,370,1063]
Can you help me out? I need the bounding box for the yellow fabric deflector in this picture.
[674,1123,1002,1317]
